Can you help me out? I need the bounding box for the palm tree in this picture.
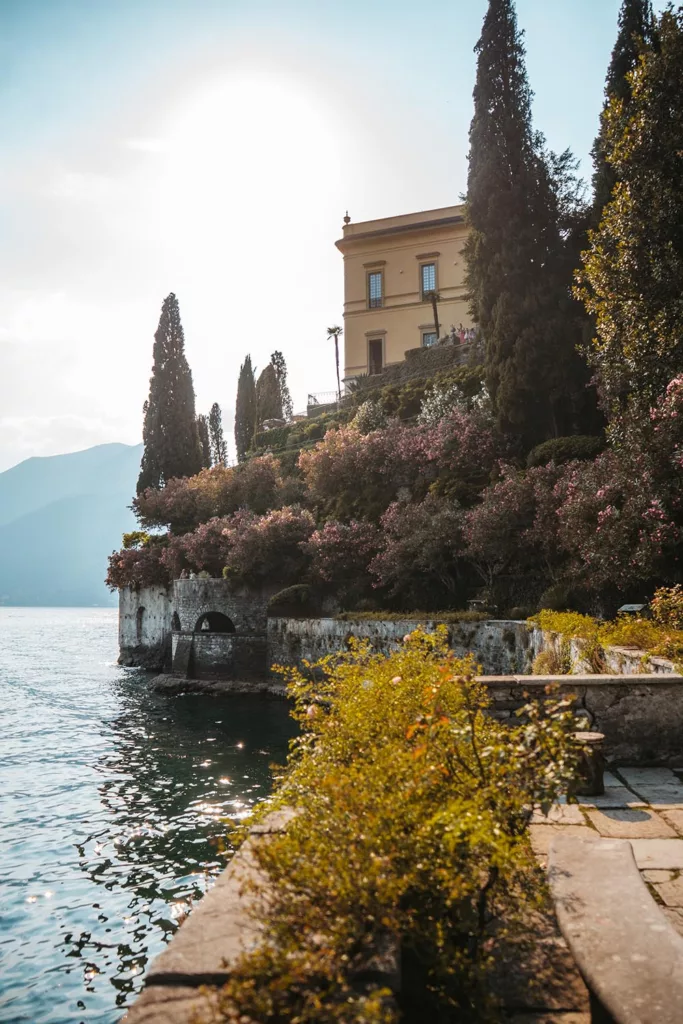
[326,325,343,401]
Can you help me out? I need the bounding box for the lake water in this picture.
[0,607,296,1024]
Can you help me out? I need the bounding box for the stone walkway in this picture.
[530,767,683,937]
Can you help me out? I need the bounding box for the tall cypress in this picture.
[208,402,228,465]
[592,0,657,218]
[137,293,203,493]
[271,350,293,420]
[465,0,592,447]
[197,414,212,468]
[256,362,283,426]
[234,356,257,462]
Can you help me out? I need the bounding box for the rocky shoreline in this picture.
[149,672,287,697]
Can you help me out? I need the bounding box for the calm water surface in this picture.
[0,608,295,1024]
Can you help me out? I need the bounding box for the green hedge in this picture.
[526,435,605,468]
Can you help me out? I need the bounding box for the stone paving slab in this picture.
[642,869,676,883]
[577,772,647,809]
[585,807,677,839]
[121,985,219,1024]
[628,838,683,870]
[661,808,683,834]
[529,824,596,862]
[531,804,586,825]
[652,875,683,907]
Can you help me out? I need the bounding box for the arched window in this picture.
[171,612,181,631]
[194,612,235,634]
[136,606,145,644]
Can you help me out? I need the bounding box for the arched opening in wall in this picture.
[136,606,145,645]
[171,612,181,632]
[194,612,236,634]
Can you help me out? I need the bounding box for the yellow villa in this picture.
[334,204,472,382]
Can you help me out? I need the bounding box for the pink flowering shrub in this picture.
[304,519,382,601]
[369,494,466,608]
[223,506,315,584]
[431,408,499,505]
[133,456,285,533]
[299,423,433,521]
[464,463,563,586]
[106,539,171,590]
[556,450,680,589]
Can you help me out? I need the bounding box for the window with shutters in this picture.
[421,331,438,348]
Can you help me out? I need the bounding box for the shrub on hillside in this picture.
[351,400,388,434]
[526,435,604,468]
[267,584,320,618]
[213,629,578,1023]
[464,464,563,587]
[369,493,466,608]
[222,506,315,584]
[304,519,381,603]
[106,539,171,590]
[133,456,285,533]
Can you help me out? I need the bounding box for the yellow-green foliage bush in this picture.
[651,585,683,631]
[213,629,578,1023]
[530,608,683,669]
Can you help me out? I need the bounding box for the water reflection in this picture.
[71,680,297,1011]
[0,608,295,1024]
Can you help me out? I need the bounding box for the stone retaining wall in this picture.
[529,627,677,675]
[268,617,531,676]
[483,674,683,764]
[119,584,173,671]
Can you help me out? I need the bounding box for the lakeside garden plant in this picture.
[210,629,579,1024]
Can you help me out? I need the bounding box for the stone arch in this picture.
[194,611,236,634]
[171,611,181,631]
[136,606,145,644]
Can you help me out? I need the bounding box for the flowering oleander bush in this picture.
[133,456,285,533]
[222,505,315,584]
[370,494,467,608]
[351,400,389,435]
[305,519,382,603]
[209,629,579,1023]
[464,464,563,586]
[106,538,171,590]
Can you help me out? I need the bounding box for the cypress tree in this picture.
[271,350,293,420]
[234,356,257,462]
[256,362,283,426]
[465,0,590,447]
[197,414,212,468]
[577,8,683,425]
[208,402,228,465]
[137,293,203,493]
[592,0,657,219]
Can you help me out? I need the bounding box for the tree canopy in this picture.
[234,355,257,462]
[137,293,202,493]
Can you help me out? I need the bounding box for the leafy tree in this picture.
[577,8,683,423]
[465,0,592,447]
[271,350,293,420]
[592,0,657,219]
[256,362,283,426]
[209,402,228,465]
[197,414,212,468]
[137,293,203,493]
[234,355,257,462]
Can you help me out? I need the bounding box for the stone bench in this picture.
[549,834,683,1023]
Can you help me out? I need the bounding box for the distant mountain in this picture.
[0,443,142,606]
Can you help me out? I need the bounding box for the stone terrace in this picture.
[531,767,683,937]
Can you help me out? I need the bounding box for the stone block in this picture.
[642,869,676,883]
[585,808,677,839]
[663,908,683,937]
[661,809,683,835]
[653,876,683,908]
[120,984,219,1024]
[629,839,683,870]
[620,768,677,786]
[529,824,596,862]
[531,804,587,826]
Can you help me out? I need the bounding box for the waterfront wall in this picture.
[267,616,531,676]
[528,627,677,675]
[119,585,173,670]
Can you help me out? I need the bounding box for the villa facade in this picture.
[335,204,471,382]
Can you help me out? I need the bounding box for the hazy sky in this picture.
[0,0,667,470]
